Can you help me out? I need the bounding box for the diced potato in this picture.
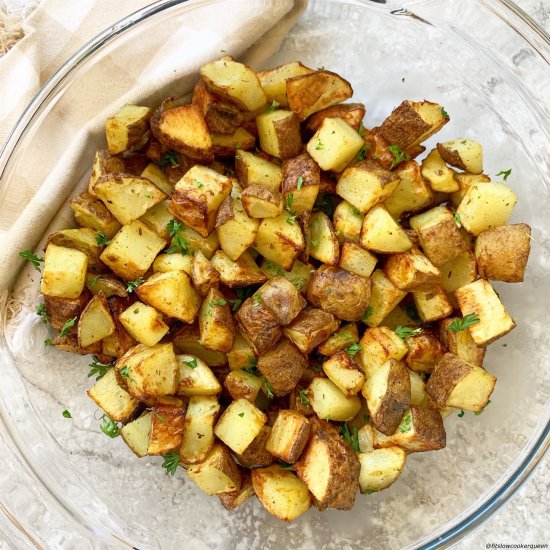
[256,109,302,160]
[139,201,174,243]
[258,61,314,107]
[405,331,446,373]
[439,250,477,294]
[358,447,407,494]
[420,149,458,193]
[235,425,274,469]
[280,154,320,215]
[378,303,417,331]
[308,212,340,265]
[152,253,193,275]
[475,224,531,282]
[200,57,266,111]
[176,354,222,396]
[101,296,136,357]
[100,220,166,281]
[187,443,241,495]
[412,287,453,323]
[211,127,256,158]
[322,350,365,397]
[118,301,168,347]
[77,291,116,347]
[198,287,235,352]
[333,200,363,243]
[260,258,313,294]
[70,192,121,239]
[283,308,340,356]
[437,138,483,174]
[378,100,449,150]
[171,324,227,367]
[46,228,104,274]
[140,163,174,196]
[308,377,361,421]
[360,205,412,253]
[44,292,90,331]
[317,323,359,356]
[41,243,88,299]
[224,369,263,401]
[53,333,104,358]
[234,150,282,192]
[137,270,200,323]
[265,410,310,463]
[364,269,407,327]
[305,102,365,135]
[218,472,255,511]
[307,117,364,172]
[254,275,306,326]
[253,211,305,270]
[241,184,283,218]
[450,172,491,207]
[189,250,220,296]
[88,150,126,197]
[455,279,515,345]
[147,396,186,455]
[338,241,377,279]
[357,423,375,454]
[427,352,496,412]
[211,249,267,288]
[87,367,139,423]
[105,104,151,155]
[252,465,311,521]
[385,246,441,291]
[180,395,220,464]
[85,273,127,298]
[295,417,360,510]
[456,181,517,236]
[439,318,485,367]
[286,70,353,120]
[409,370,427,406]
[214,398,267,454]
[227,331,256,371]
[359,327,408,377]
[120,412,152,458]
[169,223,220,259]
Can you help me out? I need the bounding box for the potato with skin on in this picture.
[437,139,483,174]
[304,102,366,135]
[180,396,220,465]
[322,350,365,397]
[219,470,255,511]
[426,353,496,412]
[47,228,105,274]
[41,244,88,299]
[169,223,220,260]
[87,367,140,424]
[78,291,116,348]
[451,173,491,207]
[256,110,302,160]
[385,246,441,292]
[295,417,360,510]
[210,250,267,288]
[409,370,427,406]
[333,200,363,244]
[280,152,320,215]
[140,163,174,196]
[266,410,310,463]
[88,150,126,197]
[70,192,121,239]
[455,279,515,345]
[237,425,274,469]
[378,100,449,150]
[257,338,308,397]
[44,292,90,331]
[308,212,340,265]
[360,206,413,254]
[53,333,106,359]
[118,301,168,347]
[253,276,306,326]
[307,117,364,172]
[362,359,411,435]
[241,184,283,218]
[260,258,314,295]
[152,253,193,275]
[171,324,227,367]
[420,149,458,193]
[121,412,152,458]
[439,250,477,294]
[364,269,407,328]
[224,369,263,401]
[211,127,256,158]
[105,104,151,155]
[318,323,359,356]
[190,250,220,297]
[307,378,362,421]
[339,241,377,279]
[359,326,409,377]
[307,265,371,322]
[286,69,353,121]
[199,287,235,353]
[405,331,446,373]
[86,274,127,298]
[234,150,282,192]
[101,295,137,358]
[257,61,314,107]
[412,287,453,323]
[147,396,186,455]
[358,447,407,494]
[139,200,173,240]
[439,317,485,367]
[474,224,531,283]
[252,465,311,521]
[227,331,256,371]
[176,354,222,397]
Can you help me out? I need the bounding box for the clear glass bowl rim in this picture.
[0,0,548,548]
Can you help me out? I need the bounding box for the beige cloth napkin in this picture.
[0,0,307,298]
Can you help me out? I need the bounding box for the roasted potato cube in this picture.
[254,276,306,326]
[214,398,267,454]
[234,150,282,192]
[427,352,496,412]
[218,471,255,510]
[118,301,168,347]
[266,410,310,463]
[283,307,339,354]
[252,465,311,521]
[53,333,104,357]
[333,200,363,243]
[198,287,235,352]
[317,323,359,356]
[116,343,178,400]
[46,228,104,275]
[286,69,353,120]
[187,443,241,495]
[336,160,400,214]
[101,295,136,357]
[224,369,263,401]
[295,417,360,510]
[409,205,468,266]
[474,224,531,282]
[256,109,302,160]
[169,165,232,237]
[44,292,90,331]
[305,102,365,135]
[280,153,320,215]
[437,138,483,174]
[420,149,458,193]
[306,212,339,265]
[253,211,305,270]
[412,287,453,323]
[105,104,151,155]
[384,161,433,220]
[86,274,127,298]
[360,205,412,253]
[364,269,407,327]
[190,250,220,296]
[211,127,256,158]
[385,246,441,291]
[260,258,313,295]
[322,350,365,397]
[87,367,139,423]
[137,270,200,323]
[139,200,173,241]
[241,184,283,218]
[211,249,267,288]
[451,172,491,207]
[405,331,446,373]
[357,423,375,454]
[456,181,517,236]
[307,265,371,322]
[147,396,186,455]
[237,425,274,469]
[439,250,477,294]
[359,326,408,378]
[306,117,364,172]
[227,331,256,371]
[70,192,121,239]
[100,221,166,281]
[358,447,406,494]
[41,243,88,299]
[235,297,282,356]
[88,149,126,197]
[409,370,427,406]
[439,318,485,367]
[169,222,220,259]
[176,354,222,396]
[140,163,174,195]
[378,100,448,150]
[338,241,377,279]
[200,57,266,111]
[172,324,227,367]
[120,412,152,458]
[455,279,515,345]
[180,395,220,464]
[308,377,361,421]
[362,359,410,435]
[257,61,314,107]
[152,253,193,275]
[78,291,116,347]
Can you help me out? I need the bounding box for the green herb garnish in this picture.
[126,277,143,293]
[183,358,198,369]
[446,313,480,332]
[264,379,274,399]
[95,232,110,246]
[209,298,227,307]
[340,422,360,453]
[120,365,131,378]
[296,176,304,190]
[238,412,245,418]
[166,219,184,236]
[229,287,255,311]
[88,356,113,380]
[454,212,462,228]
[194,180,204,188]
[458,410,465,418]
[43,338,53,347]
[298,389,310,405]
[165,232,189,255]
[266,100,280,113]
[362,306,373,322]
[345,343,361,357]
[162,451,180,476]
[474,399,491,416]
[19,250,44,272]
[89,274,102,286]
[441,106,450,119]
[403,303,421,324]
[161,151,179,167]
[388,145,410,169]
[100,414,120,438]
[36,303,49,325]
[62,409,72,419]
[59,316,77,338]
[395,325,422,339]
[315,139,324,151]
[399,412,412,433]
[358,122,365,137]
[496,169,511,181]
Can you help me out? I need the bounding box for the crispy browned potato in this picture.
[322,350,365,397]
[307,265,371,322]
[171,323,227,367]
[405,331,447,373]
[317,323,359,356]
[283,307,340,354]
[256,110,302,159]
[52,333,107,360]
[102,296,137,358]
[224,369,263,401]
[359,326,408,377]
[77,291,116,348]
[257,338,308,396]
[210,250,267,288]
[234,150,282,192]
[190,250,221,297]
[257,61,314,107]
[86,273,127,298]
[439,318,485,367]
[88,149,126,197]
[266,410,310,463]
[236,425,274,468]
[295,417,360,510]
[437,139,483,174]
[308,212,340,266]
[218,470,255,511]
[304,102,365,135]
[241,184,283,218]
[70,192,121,239]
[358,446,407,494]
[384,246,441,291]
[119,300,168,348]
[198,287,235,352]
[147,396,186,455]
[44,291,90,330]
[211,127,256,158]
[105,104,151,155]
[253,276,306,326]
[280,153,320,215]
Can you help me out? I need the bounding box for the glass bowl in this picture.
[0,0,549,548]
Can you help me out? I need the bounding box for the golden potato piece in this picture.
[44,292,90,331]
[105,104,151,155]
[118,301,168,347]
[405,331,446,374]
[364,269,407,327]
[333,200,363,244]
[339,241,377,278]
[360,205,413,254]
[120,412,152,458]
[190,250,220,297]
[235,297,282,356]
[307,377,362,422]
[234,150,282,192]
[198,287,235,353]
[241,184,283,218]
[256,109,302,160]
[439,318,485,367]
[322,350,365,397]
[412,287,453,323]
[280,153,320,215]
[258,61,314,107]
[437,138,483,174]
[358,447,407,494]
[77,291,116,348]
[236,425,274,469]
[171,323,227,367]
[385,246,441,292]
[147,396,186,455]
[254,275,306,326]
[439,250,477,294]
[41,243,88,299]
[218,471,255,511]
[210,250,267,288]
[266,410,310,463]
[70,192,121,239]
[88,149,126,197]
[359,326,408,378]
[305,102,365,134]
[224,369,263,402]
[283,307,340,354]
[211,127,256,158]
[175,354,222,397]
[317,323,359,356]
[420,149,458,193]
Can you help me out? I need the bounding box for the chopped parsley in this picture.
[264,379,275,399]
[209,298,227,307]
[161,151,179,167]
[194,180,204,188]
[388,145,410,169]
[403,303,421,324]
[62,409,72,419]
[355,143,367,161]
[43,338,53,347]
[454,212,462,228]
[87,356,114,380]
[88,274,102,286]
[315,139,324,151]
[229,287,255,311]
[19,250,44,272]
[446,313,480,332]
[441,106,450,119]
[474,399,491,415]
[166,219,184,236]
[399,412,412,433]
[162,451,180,476]
[252,293,263,307]
[395,325,422,339]
[95,232,110,246]
[358,121,365,137]
[266,100,280,113]
[285,193,297,225]
[362,306,373,322]
[183,357,198,369]
[100,414,120,438]
[458,410,465,418]
[59,316,77,338]
[340,422,360,453]
[125,277,143,293]
[36,303,49,325]
[238,412,245,418]
[298,389,310,405]
[496,169,512,181]
[119,365,131,378]
[296,176,304,190]
[165,233,188,255]
[345,343,361,357]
